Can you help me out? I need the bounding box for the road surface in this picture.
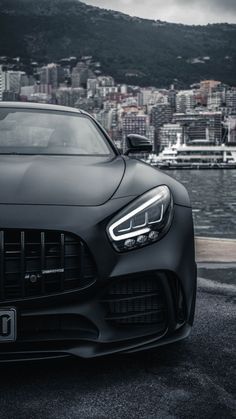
[0,264,235,419]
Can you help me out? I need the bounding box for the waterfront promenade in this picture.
[196,236,236,262]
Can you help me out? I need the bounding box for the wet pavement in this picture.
[0,263,235,419]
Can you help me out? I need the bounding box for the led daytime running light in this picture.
[109,193,164,242]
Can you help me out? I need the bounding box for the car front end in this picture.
[0,102,196,361]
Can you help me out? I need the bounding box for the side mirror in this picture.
[125,134,153,155]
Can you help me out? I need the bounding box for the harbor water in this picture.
[166,169,236,239]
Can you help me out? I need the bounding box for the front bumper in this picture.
[0,200,196,361]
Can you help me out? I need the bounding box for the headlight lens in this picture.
[107,185,173,252]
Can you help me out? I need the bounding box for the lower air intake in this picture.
[103,275,167,329]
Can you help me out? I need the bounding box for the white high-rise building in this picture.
[0,66,6,100]
[87,78,98,97]
[176,90,196,113]
[120,85,127,95]
[5,71,25,93]
[138,89,153,106]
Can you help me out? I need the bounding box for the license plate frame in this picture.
[0,308,17,343]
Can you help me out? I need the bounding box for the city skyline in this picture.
[1,57,236,151]
[82,0,236,25]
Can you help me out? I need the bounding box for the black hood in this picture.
[0,155,125,206]
[113,158,191,207]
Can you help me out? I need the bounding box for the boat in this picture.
[145,137,236,170]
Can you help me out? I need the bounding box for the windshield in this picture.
[0,108,113,156]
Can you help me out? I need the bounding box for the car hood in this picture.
[113,158,191,207]
[0,155,125,206]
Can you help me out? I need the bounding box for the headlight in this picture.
[107,185,173,252]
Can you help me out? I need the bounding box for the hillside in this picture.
[0,0,236,87]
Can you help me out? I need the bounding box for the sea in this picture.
[167,169,236,239]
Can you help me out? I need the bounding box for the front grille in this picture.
[103,275,167,329]
[0,230,97,302]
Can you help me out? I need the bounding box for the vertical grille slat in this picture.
[0,231,5,301]
[40,232,46,295]
[0,230,97,303]
[20,231,25,298]
[60,233,65,291]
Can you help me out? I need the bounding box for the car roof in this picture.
[0,101,88,115]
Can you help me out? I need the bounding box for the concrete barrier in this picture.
[195,236,236,263]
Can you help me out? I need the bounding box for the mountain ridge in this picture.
[1,0,236,87]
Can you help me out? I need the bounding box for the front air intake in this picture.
[102,274,167,330]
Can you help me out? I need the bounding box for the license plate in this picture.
[0,308,17,342]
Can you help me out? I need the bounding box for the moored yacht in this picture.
[145,136,236,169]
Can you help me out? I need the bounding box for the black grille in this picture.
[0,230,97,302]
[103,275,167,328]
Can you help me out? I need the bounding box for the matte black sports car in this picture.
[0,102,196,361]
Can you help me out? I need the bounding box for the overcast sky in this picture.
[82,0,236,25]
